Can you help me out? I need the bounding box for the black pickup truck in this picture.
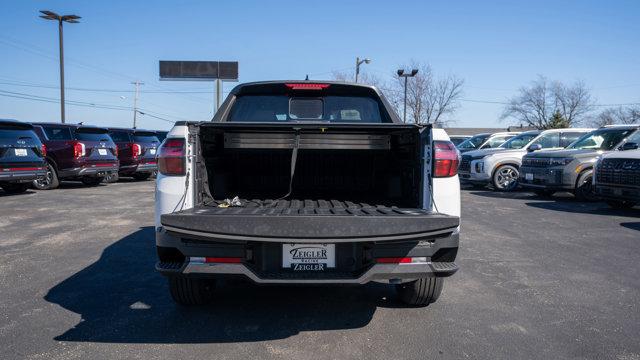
[154,81,462,306]
[0,120,46,194]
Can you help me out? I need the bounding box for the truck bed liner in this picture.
[161,199,459,242]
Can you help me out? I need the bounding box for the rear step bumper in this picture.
[161,201,459,243]
[156,259,458,284]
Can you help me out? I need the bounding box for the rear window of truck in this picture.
[228,95,385,123]
[133,133,160,142]
[109,131,131,143]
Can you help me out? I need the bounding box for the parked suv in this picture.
[459,128,593,191]
[0,120,46,194]
[31,123,119,189]
[456,132,520,153]
[519,125,640,199]
[108,128,160,181]
[155,81,461,307]
[593,131,640,209]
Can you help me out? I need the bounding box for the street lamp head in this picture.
[39,10,81,23]
[410,69,419,76]
[397,69,405,76]
[364,58,371,64]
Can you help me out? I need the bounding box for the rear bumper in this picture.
[155,226,459,284]
[0,168,46,182]
[119,161,157,174]
[59,163,119,178]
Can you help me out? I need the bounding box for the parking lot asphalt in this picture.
[1,182,639,360]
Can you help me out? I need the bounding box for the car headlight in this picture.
[549,157,573,166]
[475,161,484,173]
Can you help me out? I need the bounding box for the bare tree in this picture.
[501,76,595,129]
[332,63,463,125]
[387,62,464,125]
[589,106,640,127]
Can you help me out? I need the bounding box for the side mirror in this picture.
[621,142,639,151]
[527,144,542,152]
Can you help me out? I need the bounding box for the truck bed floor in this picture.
[161,199,459,243]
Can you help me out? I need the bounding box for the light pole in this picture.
[39,10,81,124]
[131,81,144,128]
[397,68,419,123]
[355,57,371,83]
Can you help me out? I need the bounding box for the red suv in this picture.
[31,123,119,189]
[107,128,160,181]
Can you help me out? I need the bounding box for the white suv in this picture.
[459,128,594,191]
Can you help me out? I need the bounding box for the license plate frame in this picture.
[14,148,27,157]
[98,149,108,156]
[525,173,534,181]
[150,148,156,155]
[282,243,335,271]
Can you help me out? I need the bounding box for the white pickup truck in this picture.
[154,81,461,306]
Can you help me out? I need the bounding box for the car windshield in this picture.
[499,133,540,149]
[457,134,490,149]
[567,128,635,150]
[228,95,385,123]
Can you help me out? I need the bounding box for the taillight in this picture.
[158,138,185,176]
[131,143,142,159]
[113,146,118,157]
[41,144,47,157]
[433,140,460,177]
[72,141,86,158]
[376,257,428,264]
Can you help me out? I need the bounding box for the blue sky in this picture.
[0,0,639,130]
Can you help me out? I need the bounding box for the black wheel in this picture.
[168,276,215,306]
[132,173,151,181]
[534,190,555,198]
[492,165,519,192]
[1,183,29,194]
[396,277,444,306]
[574,171,596,201]
[32,162,59,190]
[104,172,119,183]
[606,200,636,209]
[81,177,103,186]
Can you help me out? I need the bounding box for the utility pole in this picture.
[39,10,80,123]
[397,69,419,123]
[215,79,222,112]
[355,57,371,83]
[131,81,144,128]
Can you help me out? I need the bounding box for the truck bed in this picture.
[161,199,459,243]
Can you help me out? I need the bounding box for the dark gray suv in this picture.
[519,125,640,200]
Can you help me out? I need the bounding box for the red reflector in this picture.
[41,143,47,157]
[285,83,331,90]
[376,257,412,264]
[4,167,44,172]
[205,257,242,263]
[92,163,117,167]
[433,140,460,177]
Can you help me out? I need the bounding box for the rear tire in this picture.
[1,183,29,194]
[132,173,151,181]
[606,200,636,209]
[492,165,519,192]
[32,162,59,190]
[396,277,444,306]
[168,276,215,306]
[104,172,119,183]
[81,177,103,186]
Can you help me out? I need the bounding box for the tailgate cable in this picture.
[277,129,301,200]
